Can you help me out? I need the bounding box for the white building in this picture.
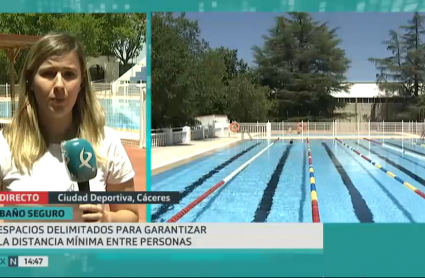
[86,55,119,83]
[331,82,403,121]
[331,82,401,104]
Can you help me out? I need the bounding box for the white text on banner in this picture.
[0,223,323,249]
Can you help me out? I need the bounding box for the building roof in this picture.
[0,33,41,49]
[331,83,389,98]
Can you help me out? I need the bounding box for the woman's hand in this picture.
[79,204,110,222]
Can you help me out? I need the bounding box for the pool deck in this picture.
[151,137,242,175]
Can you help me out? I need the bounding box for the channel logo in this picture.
[0,256,5,267]
[0,256,18,267]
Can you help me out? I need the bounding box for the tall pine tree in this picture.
[253,12,351,120]
[370,12,425,120]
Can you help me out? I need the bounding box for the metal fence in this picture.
[151,120,425,147]
[0,82,146,148]
[239,121,424,140]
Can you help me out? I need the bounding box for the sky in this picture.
[184,12,418,82]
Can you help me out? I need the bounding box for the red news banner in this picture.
[0,192,181,205]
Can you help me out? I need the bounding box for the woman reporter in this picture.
[0,33,139,223]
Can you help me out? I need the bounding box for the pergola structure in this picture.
[0,33,41,117]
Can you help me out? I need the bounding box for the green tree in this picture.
[0,14,61,83]
[152,13,274,128]
[215,47,248,85]
[368,30,407,120]
[151,13,203,128]
[99,14,146,75]
[152,13,230,128]
[400,12,425,98]
[253,12,351,120]
[188,49,227,116]
[0,13,146,82]
[369,12,425,120]
[226,74,274,122]
[54,14,105,57]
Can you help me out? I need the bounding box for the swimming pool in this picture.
[0,99,141,130]
[151,138,425,223]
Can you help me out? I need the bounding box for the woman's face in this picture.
[31,51,82,119]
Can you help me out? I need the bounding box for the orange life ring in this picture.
[229,122,240,133]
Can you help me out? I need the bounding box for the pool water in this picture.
[0,99,141,130]
[152,138,425,223]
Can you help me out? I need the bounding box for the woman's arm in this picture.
[105,179,139,222]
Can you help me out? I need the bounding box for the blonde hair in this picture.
[3,33,106,174]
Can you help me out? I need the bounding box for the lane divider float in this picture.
[167,138,280,222]
[390,137,425,149]
[363,138,382,145]
[364,138,425,161]
[335,138,425,200]
[306,138,321,223]
[364,137,406,154]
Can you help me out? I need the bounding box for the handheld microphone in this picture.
[61,138,98,218]
[61,138,98,190]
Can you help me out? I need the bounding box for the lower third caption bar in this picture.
[48,191,180,205]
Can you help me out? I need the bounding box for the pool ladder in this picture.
[421,130,425,141]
